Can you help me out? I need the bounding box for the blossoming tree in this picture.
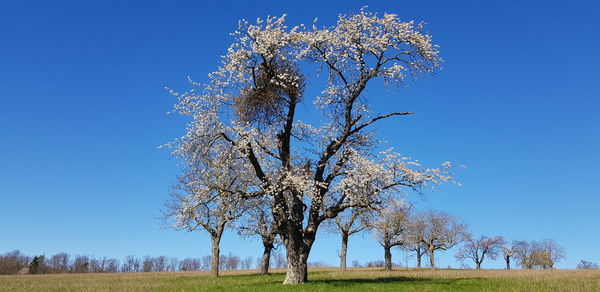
[163,135,253,277]
[372,199,412,271]
[166,8,453,284]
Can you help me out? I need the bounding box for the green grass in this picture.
[1,268,600,291]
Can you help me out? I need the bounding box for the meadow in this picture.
[1,267,599,291]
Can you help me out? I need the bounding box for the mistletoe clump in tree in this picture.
[166,8,454,284]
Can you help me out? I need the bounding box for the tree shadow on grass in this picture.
[309,276,462,287]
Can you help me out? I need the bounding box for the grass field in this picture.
[1,267,600,291]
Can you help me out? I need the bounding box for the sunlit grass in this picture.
[1,267,600,291]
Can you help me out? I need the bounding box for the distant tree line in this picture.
[0,250,291,275]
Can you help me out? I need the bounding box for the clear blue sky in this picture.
[1,0,599,269]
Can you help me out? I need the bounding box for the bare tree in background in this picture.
[142,256,154,272]
[372,200,411,271]
[153,256,167,272]
[577,260,600,269]
[47,252,70,273]
[408,210,466,269]
[538,239,565,268]
[455,235,505,269]
[89,257,106,273]
[326,206,374,269]
[122,256,141,273]
[401,241,427,268]
[501,241,521,270]
[514,240,535,269]
[105,258,120,273]
[514,239,566,269]
[240,256,254,270]
[180,258,202,271]
[72,255,90,273]
[0,250,30,275]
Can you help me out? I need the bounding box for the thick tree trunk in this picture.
[210,236,221,277]
[260,242,273,275]
[384,245,392,271]
[428,249,435,269]
[340,232,348,269]
[283,240,309,284]
[416,252,422,268]
[476,261,481,269]
[505,257,510,270]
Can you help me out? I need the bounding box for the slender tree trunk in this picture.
[210,235,221,277]
[384,245,392,271]
[340,232,348,270]
[505,257,510,270]
[428,248,435,269]
[260,242,273,275]
[416,249,422,268]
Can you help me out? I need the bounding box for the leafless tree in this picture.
[72,255,90,273]
[200,256,211,270]
[539,239,566,269]
[153,256,167,272]
[122,255,141,272]
[220,253,240,270]
[47,252,70,273]
[514,239,566,269]
[272,250,287,269]
[372,200,411,271]
[514,240,535,269]
[401,241,427,268]
[407,210,466,269]
[501,241,522,270]
[105,258,120,273]
[577,260,600,269]
[240,256,254,270]
[0,250,30,275]
[142,256,154,272]
[180,258,202,271]
[326,206,374,269]
[455,235,505,269]
[89,257,107,273]
[166,257,179,272]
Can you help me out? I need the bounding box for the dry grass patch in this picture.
[1,268,599,291]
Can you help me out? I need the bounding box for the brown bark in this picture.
[340,232,348,269]
[210,235,221,277]
[428,248,435,269]
[384,245,392,271]
[260,243,273,275]
[283,236,310,284]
